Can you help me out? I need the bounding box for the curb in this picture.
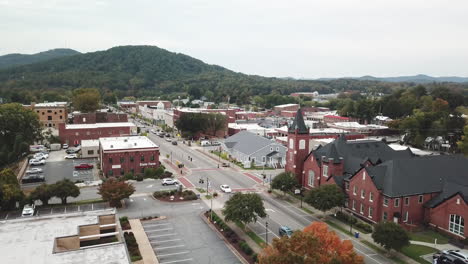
[200,212,249,264]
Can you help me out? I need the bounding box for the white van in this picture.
[201,140,211,147]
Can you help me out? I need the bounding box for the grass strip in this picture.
[361,240,407,264]
[246,230,266,248]
[400,244,437,264]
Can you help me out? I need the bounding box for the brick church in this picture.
[286,109,468,239]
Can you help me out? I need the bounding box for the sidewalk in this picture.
[410,240,458,251]
[129,219,159,264]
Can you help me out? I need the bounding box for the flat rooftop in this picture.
[34,102,67,107]
[99,136,158,151]
[65,122,136,130]
[274,103,299,108]
[81,139,100,147]
[0,209,129,264]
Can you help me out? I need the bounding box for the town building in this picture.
[273,103,300,114]
[58,122,137,146]
[117,101,137,112]
[81,139,100,158]
[286,109,468,239]
[99,136,160,177]
[137,100,172,110]
[72,112,128,124]
[0,209,130,264]
[24,102,68,128]
[290,92,319,98]
[222,131,287,168]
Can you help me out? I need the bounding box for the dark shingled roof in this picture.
[366,155,468,199]
[288,109,308,134]
[312,136,413,176]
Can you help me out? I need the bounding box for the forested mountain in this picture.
[319,74,468,83]
[0,45,467,105]
[0,48,80,69]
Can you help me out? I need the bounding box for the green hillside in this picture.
[0,48,80,69]
[0,45,465,105]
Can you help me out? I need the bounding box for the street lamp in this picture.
[265,217,269,246]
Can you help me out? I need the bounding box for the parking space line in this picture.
[149,233,177,238]
[156,245,185,250]
[146,228,173,232]
[151,239,181,244]
[157,251,190,257]
[144,223,171,228]
[159,258,193,264]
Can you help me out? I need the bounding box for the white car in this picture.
[25,168,43,174]
[62,144,69,149]
[34,153,49,160]
[29,159,45,166]
[162,178,179,186]
[22,204,35,217]
[220,184,232,193]
[65,154,78,159]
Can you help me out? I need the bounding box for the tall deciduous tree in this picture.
[0,169,24,210]
[30,184,53,206]
[51,179,80,205]
[72,88,101,112]
[271,172,299,196]
[457,125,468,156]
[372,221,409,252]
[304,184,345,213]
[259,222,363,264]
[223,193,266,229]
[98,178,135,208]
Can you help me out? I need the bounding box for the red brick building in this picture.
[73,112,128,124]
[286,109,468,239]
[323,115,350,124]
[58,122,137,146]
[99,136,160,177]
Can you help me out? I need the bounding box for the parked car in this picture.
[211,141,221,146]
[74,163,93,170]
[221,162,230,167]
[150,129,156,134]
[34,153,49,160]
[22,174,45,184]
[161,178,179,186]
[165,137,172,142]
[21,204,35,217]
[220,184,232,193]
[25,168,43,174]
[158,133,165,138]
[442,250,468,263]
[62,144,69,149]
[201,140,211,147]
[279,226,293,238]
[65,154,78,159]
[165,134,171,138]
[434,254,466,264]
[29,159,45,166]
[172,141,178,145]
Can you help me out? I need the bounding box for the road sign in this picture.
[294,189,300,195]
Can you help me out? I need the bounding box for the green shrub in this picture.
[124,172,134,180]
[119,216,129,224]
[239,241,253,255]
[136,175,144,181]
[356,221,373,233]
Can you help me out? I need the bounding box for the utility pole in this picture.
[206,176,209,194]
[265,220,269,245]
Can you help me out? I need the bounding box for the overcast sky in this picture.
[1,0,467,78]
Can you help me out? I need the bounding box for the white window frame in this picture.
[369,192,374,202]
[362,171,366,180]
[289,139,294,149]
[345,182,349,191]
[352,200,356,211]
[449,214,464,235]
[353,186,357,196]
[262,156,266,163]
[361,189,365,199]
[383,197,389,207]
[368,207,373,218]
[383,212,388,221]
[360,204,364,214]
[322,165,328,177]
[418,195,423,204]
[299,139,306,150]
[404,197,410,206]
[394,198,400,207]
[308,170,315,187]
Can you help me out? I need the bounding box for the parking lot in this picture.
[0,202,109,220]
[22,149,98,188]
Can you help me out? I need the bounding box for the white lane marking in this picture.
[149,233,177,238]
[157,251,190,257]
[146,227,173,232]
[159,258,193,264]
[143,198,147,201]
[265,208,275,212]
[156,245,185,250]
[129,199,134,202]
[146,184,153,188]
[144,223,171,228]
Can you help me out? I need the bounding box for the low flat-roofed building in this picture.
[24,101,68,128]
[0,209,129,264]
[59,122,137,146]
[99,136,160,177]
[81,139,100,158]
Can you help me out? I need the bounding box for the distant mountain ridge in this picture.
[0,48,80,69]
[317,74,468,83]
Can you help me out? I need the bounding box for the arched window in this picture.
[449,214,464,235]
[308,170,315,187]
[299,139,306,150]
[289,139,294,149]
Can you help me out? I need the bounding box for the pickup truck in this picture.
[74,163,94,170]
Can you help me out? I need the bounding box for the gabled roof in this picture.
[223,131,279,155]
[288,109,308,134]
[313,136,412,175]
[366,155,468,198]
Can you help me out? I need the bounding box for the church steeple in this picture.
[288,108,308,134]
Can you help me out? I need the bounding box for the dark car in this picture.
[221,162,230,167]
[74,163,94,170]
[172,141,178,145]
[22,174,45,184]
[279,226,293,238]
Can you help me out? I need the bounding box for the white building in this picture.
[81,139,100,158]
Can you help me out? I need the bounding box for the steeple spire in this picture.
[288,108,308,134]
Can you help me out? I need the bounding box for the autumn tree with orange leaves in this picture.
[258,222,363,264]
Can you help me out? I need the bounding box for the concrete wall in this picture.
[79,224,100,241]
[55,236,80,252]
